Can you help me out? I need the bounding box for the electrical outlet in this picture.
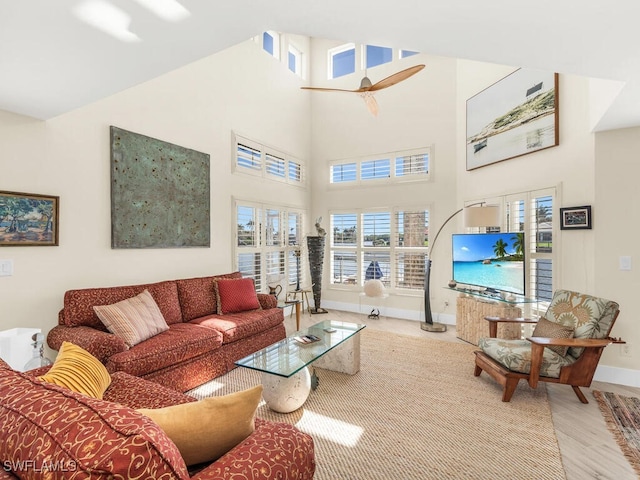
[621,343,632,357]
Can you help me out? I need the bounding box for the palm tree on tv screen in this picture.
[493,238,508,259]
[511,232,524,257]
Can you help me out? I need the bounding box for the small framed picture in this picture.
[559,205,592,230]
[0,191,59,246]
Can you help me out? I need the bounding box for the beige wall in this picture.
[0,40,311,359]
[593,127,640,379]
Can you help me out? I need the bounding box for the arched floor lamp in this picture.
[421,202,501,332]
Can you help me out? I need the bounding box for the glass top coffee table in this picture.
[235,320,365,412]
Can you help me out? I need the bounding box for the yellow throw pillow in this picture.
[93,289,169,348]
[38,341,112,399]
[138,385,263,466]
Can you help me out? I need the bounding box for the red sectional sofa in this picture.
[0,360,316,479]
[47,272,286,392]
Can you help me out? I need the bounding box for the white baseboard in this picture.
[321,300,456,325]
[320,301,638,388]
[594,365,640,388]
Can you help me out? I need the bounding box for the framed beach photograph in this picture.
[466,68,559,170]
[559,206,592,230]
[0,191,59,246]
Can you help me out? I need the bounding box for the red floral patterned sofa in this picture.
[0,359,315,479]
[47,272,285,392]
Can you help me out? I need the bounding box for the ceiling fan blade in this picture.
[362,93,379,116]
[368,64,425,92]
[300,86,359,93]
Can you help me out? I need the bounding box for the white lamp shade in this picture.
[364,279,385,297]
[463,205,500,228]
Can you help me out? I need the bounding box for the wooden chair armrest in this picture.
[526,337,614,348]
[526,337,614,388]
[484,316,537,338]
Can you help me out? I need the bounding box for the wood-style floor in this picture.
[282,308,639,480]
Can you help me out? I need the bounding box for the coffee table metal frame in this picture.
[235,320,365,412]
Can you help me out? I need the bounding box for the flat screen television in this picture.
[452,232,525,295]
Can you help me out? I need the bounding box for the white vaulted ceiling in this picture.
[1,0,639,131]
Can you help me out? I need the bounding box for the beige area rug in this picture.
[593,390,640,477]
[189,329,566,480]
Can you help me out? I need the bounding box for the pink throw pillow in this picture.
[215,278,261,314]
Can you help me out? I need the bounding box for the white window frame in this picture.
[233,133,306,187]
[328,43,356,79]
[234,199,306,293]
[262,30,280,59]
[329,206,429,294]
[288,43,303,77]
[329,147,431,187]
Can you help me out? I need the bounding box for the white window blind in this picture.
[331,163,357,183]
[332,213,357,246]
[361,159,391,180]
[237,144,261,172]
[395,153,428,177]
[265,209,282,246]
[288,160,302,182]
[237,205,260,247]
[361,212,390,247]
[266,153,286,179]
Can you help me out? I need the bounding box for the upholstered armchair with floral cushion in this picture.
[474,289,621,403]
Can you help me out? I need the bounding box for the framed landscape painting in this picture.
[466,68,559,170]
[0,191,59,246]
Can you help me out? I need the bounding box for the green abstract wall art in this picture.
[110,126,210,248]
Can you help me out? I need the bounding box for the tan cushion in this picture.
[38,341,112,399]
[138,385,262,466]
[93,289,169,347]
[532,317,575,356]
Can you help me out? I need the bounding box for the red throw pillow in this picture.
[215,278,261,314]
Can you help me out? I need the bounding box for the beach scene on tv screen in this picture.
[452,232,524,294]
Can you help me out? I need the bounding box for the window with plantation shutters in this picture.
[237,144,261,172]
[288,160,302,182]
[329,208,429,291]
[331,163,357,184]
[394,210,428,290]
[234,134,305,186]
[395,153,428,178]
[235,200,305,294]
[361,159,390,180]
[266,154,286,179]
[329,147,431,186]
[265,209,282,246]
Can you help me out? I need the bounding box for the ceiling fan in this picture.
[301,64,425,116]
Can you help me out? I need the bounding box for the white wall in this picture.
[0,40,311,359]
